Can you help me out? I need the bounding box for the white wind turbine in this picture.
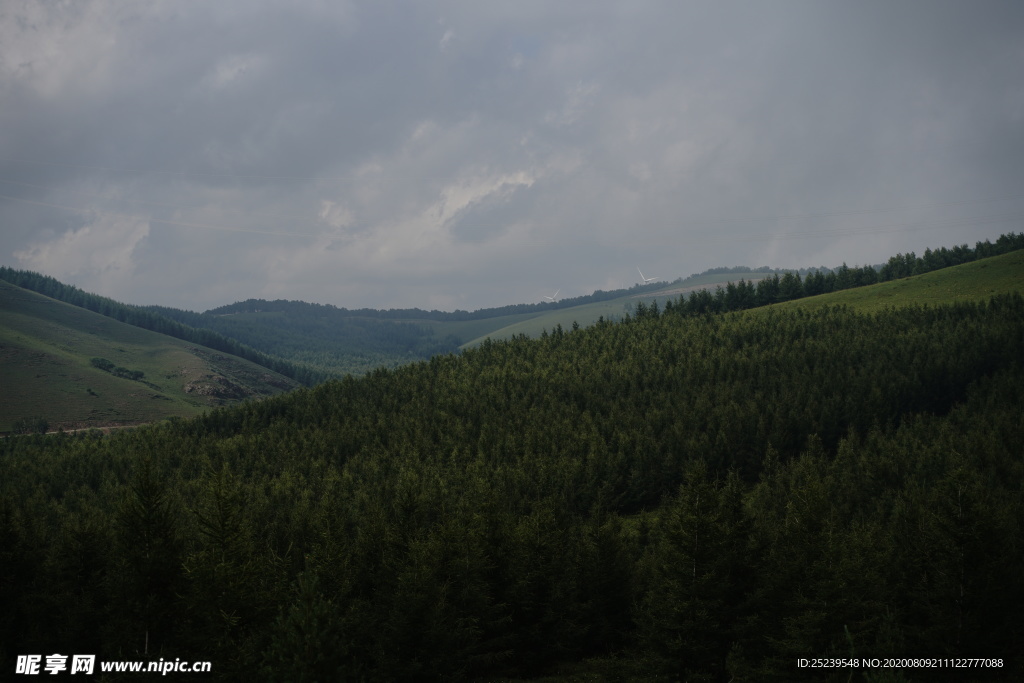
[637,266,657,284]
[543,289,560,302]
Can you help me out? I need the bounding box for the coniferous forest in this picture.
[3,281,1023,681]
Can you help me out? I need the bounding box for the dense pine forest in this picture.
[2,281,1022,679]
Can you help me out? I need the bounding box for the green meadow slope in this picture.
[773,249,1024,313]
[0,281,300,432]
[466,249,1022,345]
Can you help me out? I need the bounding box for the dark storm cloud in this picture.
[1,0,1022,311]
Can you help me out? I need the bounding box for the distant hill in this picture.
[145,299,464,377]
[456,272,777,346]
[3,232,1020,384]
[0,280,301,433]
[137,274,776,374]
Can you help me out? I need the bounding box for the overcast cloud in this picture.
[2,0,1022,311]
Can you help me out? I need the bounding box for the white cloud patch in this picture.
[0,0,142,98]
[202,53,266,90]
[14,215,150,294]
[318,200,354,229]
[345,168,536,268]
[434,170,534,227]
[439,28,456,51]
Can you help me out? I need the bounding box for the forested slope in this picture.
[147,300,463,377]
[2,290,1022,680]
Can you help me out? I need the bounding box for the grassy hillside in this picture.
[0,281,301,432]
[507,249,1023,336]
[460,272,773,346]
[144,273,778,365]
[458,250,1023,346]
[774,248,1024,313]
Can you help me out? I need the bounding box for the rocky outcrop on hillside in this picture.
[184,375,248,400]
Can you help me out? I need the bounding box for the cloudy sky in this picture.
[2,1,1022,312]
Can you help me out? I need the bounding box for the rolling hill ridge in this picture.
[2,232,1021,433]
[0,280,301,433]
